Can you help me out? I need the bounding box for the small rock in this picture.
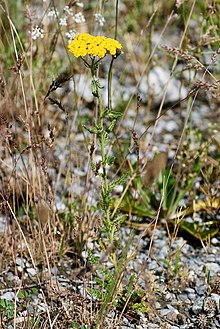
[167,311,179,323]
[147,324,161,329]
[185,288,195,294]
[206,263,220,274]
[188,293,196,300]
[177,313,187,324]
[27,268,36,276]
[155,302,161,309]
[166,120,179,132]
[160,308,172,317]
[15,258,25,267]
[192,298,203,314]
[1,291,15,301]
[210,294,220,310]
[7,272,15,281]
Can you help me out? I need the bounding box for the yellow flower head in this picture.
[68,33,122,58]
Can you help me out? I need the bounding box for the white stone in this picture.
[1,291,15,301]
[27,268,37,276]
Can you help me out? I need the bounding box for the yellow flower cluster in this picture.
[68,33,122,58]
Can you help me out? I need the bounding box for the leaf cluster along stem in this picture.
[90,69,114,245]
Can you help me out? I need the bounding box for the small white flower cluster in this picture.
[63,5,73,16]
[73,12,85,24]
[47,7,59,18]
[65,30,76,42]
[30,4,86,41]
[59,16,68,26]
[47,5,85,26]
[94,13,105,26]
[176,0,188,8]
[31,26,44,40]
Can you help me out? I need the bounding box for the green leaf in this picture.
[111,194,155,218]
[106,155,115,166]
[107,119,117,132]
[91,78,102,97]
[106,110,122,119]
[83,125,100,134]
[179,220,219,240]
[109,174,128,191]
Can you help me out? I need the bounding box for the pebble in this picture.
[191,298,203,314]
[1,291,15,301]
[27,268,37,276]
[160,308,171,317]
[206,263,220,274]
[15,257,25,267]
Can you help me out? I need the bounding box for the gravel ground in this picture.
[1,223,220,328]
[1,62,220,328]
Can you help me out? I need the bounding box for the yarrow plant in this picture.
[68,33,127,324]
[68,32,123,240]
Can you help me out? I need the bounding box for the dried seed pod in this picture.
[203,297,217,318]
[195,313,209,328]
[210,274,220,294]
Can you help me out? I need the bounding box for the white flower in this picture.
[30,26,44,40]
[59,16,67,26]
[47,7,59,18]
[176,0,188,8]
[94,13,105,26]
[73,12,85,24]
[65,30,76,41]
[63,5,73,16]
[76,1,84,8]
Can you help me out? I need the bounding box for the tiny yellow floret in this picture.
[68,33,122,58]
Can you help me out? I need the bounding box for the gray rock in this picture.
[7,272,15,281]
[1,291,15,301]
[185,288,195,294]
[146,324,161,329]
[188,293,196,300]
[27,268,37,276]
[210,293,220,310]
[160,308,171,317]
[167,310,179,323]
[15,257,26,267]
[206,263,220,274]
[192,298,203,314]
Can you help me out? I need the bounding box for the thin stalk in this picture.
[107,57,115,111]
[115,0,119,40]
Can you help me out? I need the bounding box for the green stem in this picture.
[91,72,112,238]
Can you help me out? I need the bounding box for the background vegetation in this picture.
[0,0,220,328]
